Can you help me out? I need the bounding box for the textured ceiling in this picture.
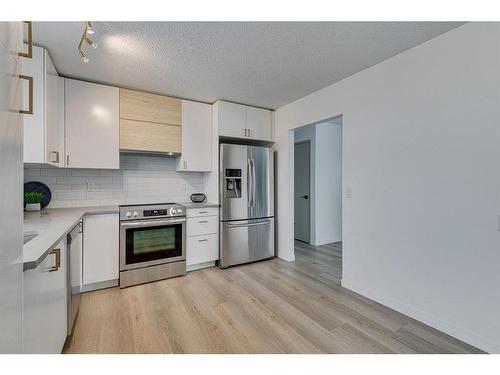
[33,22,464,109]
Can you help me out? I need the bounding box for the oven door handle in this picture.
[120,218,186,228]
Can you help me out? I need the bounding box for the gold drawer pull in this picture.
[198,239,208,242]
[18,21,33,59]
[50,151,60,163]
[198,220,208,223]
[19,75,33,114]
[49,248,61,272]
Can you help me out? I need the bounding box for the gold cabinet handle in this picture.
[18,21,33,59]
[19,75,33,114]
[66,155,70,166]
[49,248,61,272]
[183,160,187,169]
[50,151,60,163]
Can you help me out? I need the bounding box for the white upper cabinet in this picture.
[218,101,247,138]
[246,106,273,141]
[22,46,64,166]
[178,100,212,172]
[65,79,120,169]
[216,100,273,142]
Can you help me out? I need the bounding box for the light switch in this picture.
[345,187,352,199]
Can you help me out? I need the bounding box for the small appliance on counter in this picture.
[190,193,207,203]
[119,203,186,288]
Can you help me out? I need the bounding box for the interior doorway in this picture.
[294,141,311,242]
[292,116,343,281]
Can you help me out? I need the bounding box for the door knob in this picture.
[301,195,309,199]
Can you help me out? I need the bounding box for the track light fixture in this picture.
[78,21,97,63]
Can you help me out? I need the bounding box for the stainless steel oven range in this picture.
[119,203,186,288]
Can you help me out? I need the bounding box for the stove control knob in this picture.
[177,208,183,214]
[126,211,132,218]
[170,208,177,215]
[133,211,138,217]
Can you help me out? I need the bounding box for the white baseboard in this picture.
[187,261,216,272]
[81,279,118,293]
[341,277,496,353]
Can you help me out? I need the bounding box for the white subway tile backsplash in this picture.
[24,155,206,208]
[56,176,87,184]
[40,168,72,177]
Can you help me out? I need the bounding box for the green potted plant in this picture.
[24,192,44,212]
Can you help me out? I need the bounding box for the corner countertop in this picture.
[178,202,219,209]
[23,206,119,271]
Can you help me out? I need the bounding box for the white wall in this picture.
[274,23,500,353]
[24,154,204,208]
[314,121,342,245]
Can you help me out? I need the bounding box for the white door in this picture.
[65,79,119,169]
[294,141,311,243]
[246,106,272,141]
[179,100,212,172]
[217,101,246,138]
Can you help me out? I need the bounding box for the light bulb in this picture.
[86,28,95,35]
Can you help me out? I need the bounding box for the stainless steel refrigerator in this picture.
[219,143,275,268]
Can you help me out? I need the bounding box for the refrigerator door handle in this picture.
[251,158,256,208]
[247,158,253,207]
[228,220,271,228]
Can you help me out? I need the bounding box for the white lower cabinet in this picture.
[186,208,219,269]
[186,233,218,266]
[23,239,67,354]
[83,214,119,289]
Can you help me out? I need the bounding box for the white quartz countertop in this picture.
[23,206,119,271]
[178,202,219,209]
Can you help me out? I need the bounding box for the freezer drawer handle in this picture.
[228,221,271,228]
[198,220,208,223]
[198,238,208,242]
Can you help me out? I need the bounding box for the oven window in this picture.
[125,224,183,265]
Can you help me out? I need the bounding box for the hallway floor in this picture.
[64,241,482,354]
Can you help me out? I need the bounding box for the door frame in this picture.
[293,140,312,243]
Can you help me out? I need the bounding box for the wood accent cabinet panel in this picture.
[119,88,181,126]
[120,119,181,154]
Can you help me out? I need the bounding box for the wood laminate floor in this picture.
[64,240,483,354]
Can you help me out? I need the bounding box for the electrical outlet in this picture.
[87,182,99,192]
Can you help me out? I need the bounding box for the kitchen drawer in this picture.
[186,207,218,218]
[186,233,218,266]
[187,215,218,237]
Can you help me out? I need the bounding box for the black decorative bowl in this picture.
[24,181,52,209]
